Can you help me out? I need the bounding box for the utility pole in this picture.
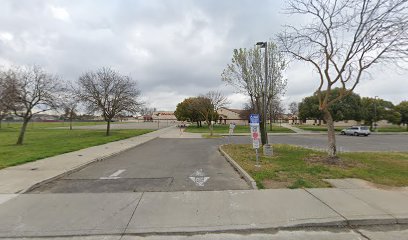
[256,41,273,156]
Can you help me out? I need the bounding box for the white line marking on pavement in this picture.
[99,169,126,180]
[189,169,210,187]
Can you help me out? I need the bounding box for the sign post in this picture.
[249,114,261,167]
[228,122,236,143]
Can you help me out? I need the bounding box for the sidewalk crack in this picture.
[120,192,144,240]
[353,228,371,240]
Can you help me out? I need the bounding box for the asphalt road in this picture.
[31,138,250,193]
[231,134,408,152]
[30,133,407,193]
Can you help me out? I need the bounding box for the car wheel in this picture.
[353,132,359,136]
[364,134,368,136]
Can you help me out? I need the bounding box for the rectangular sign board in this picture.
[249,114,260,124]
[249,114,260,149]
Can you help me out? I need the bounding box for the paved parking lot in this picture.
[231,134,408,152]
[31,138,249,193]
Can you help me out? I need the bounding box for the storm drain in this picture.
[27,177,174,193]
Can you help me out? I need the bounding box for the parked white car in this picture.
[340,126,371,136]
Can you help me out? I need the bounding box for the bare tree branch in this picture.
[0,66,61,144]
[77,67,143,136]
[278,0,408,157]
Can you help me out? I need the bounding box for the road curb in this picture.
[219,145,258,190]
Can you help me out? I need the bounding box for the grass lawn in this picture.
[0,121,110,130]
[377,125,408,132]
[185,124,295,134]
[0,123,152,169]
[221,144,408,189]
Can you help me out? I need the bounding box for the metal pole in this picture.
[264,42,268,144]
[255,148,260,167]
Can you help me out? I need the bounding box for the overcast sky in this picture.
[0,0,406,111]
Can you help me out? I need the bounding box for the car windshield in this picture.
[361,127,369,130]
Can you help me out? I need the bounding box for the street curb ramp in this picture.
[219,145,258,190]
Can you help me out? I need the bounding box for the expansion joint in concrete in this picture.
[120,192,145,240]
[352,228,372,240]
[303,188,348,222]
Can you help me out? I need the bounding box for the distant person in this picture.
[229,122,236,136]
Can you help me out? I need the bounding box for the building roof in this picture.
[220,107,245,115]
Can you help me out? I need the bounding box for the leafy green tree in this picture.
[174,97,205,127]
[298,96,323,123]
[395,101,408,131]
[361,97,401,130]
[299,89,362,124]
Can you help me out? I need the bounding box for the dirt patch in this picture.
[263,179,291,189]
[304,155,361,168]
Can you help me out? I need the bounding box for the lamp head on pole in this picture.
[256,42,267,48]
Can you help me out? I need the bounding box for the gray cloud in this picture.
[0,0,406,111]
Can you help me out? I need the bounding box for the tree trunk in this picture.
[106,120,111,136]
[209,122,213,136]
[256,99,267,145]
[69,110,74,130]
[17,118,30,145]
[0,120,2,129]
[323,109,337,158]
[260,117,267,145]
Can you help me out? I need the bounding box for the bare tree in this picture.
[58,83,79,130]
[0,76,10,129]
[289,101,299,115]
[239,101,255,120]
[139,107,156,116]
[269,98,285,130]
[288,101,299,124]
[0,108,7,129]
[0,66,60,144]
[77,67,143,136]
[199,91,229,136]
[278,0,408,158]
[222,41,287,144]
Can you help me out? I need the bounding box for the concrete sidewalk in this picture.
[0,126,177,194]
[0,188,407,237]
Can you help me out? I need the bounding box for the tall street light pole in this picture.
[257,41,273,156]
[256,42,268,145]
